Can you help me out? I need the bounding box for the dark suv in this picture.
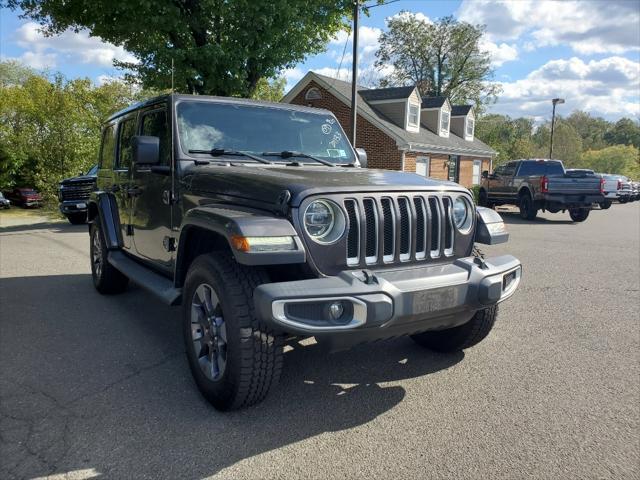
[58,165,98,224]
[88,94,522,410]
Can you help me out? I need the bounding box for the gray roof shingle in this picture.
[359,86,415,101]
[309,73,495,157]
[421,96,448,109]
[451,105,473,116]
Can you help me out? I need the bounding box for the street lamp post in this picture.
[549,98,565,159]
[350,0,360,146]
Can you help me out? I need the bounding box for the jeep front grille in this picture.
[343,194,456,267]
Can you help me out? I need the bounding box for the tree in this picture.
[250,77,287,102]
[580,145,640,178]
[0,60,39,87]
[475,114,534,165]
[603,118,640,148]
[532,119,583,166]
[565,111,610,151]
[5,0,352,97]
[374,13,500,108]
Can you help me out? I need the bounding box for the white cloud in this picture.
[13,22,136,69]
[480,40,518,67]
[491,56,640,120]
[458,0,640,55]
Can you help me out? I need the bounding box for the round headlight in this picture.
[453,196,472,232]
[304,200,346,244]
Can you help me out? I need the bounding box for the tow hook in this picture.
[352,269,378,285]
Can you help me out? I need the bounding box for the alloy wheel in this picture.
[190,284,228,381]
[92,229,103,278]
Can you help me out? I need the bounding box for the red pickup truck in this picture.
[3,188,43,208]
[479,159,604,222]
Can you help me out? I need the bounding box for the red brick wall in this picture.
[289,81,402,170]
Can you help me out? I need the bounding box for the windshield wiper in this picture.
[262,150,336,167]
[188,148,272,165]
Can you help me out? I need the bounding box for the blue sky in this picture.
[2,0,639,122]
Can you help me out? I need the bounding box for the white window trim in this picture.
[406,101,420,132]
[465,117,475,140]
[439,108,450,137]
[416,156,430,177]
[472,159,482,185]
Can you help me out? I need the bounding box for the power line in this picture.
[363,0,402,9]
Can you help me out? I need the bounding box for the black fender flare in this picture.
[176,206,306,268]
[518,186,534,200]
[87,191,123,250]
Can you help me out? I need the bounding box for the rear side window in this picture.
[503,162,517,176]
[517,161,541,176]
[117,118,137,170]
[99,124,116,169]
[141,109,170,166]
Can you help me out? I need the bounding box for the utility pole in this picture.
[549,98,565,159]
[350,0,359,146]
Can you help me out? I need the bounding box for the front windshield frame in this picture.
[174,99,356,165]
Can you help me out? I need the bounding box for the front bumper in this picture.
[59,200,88,214]
[255,254,522,349]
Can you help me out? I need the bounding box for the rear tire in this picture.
[90,222,129,294]
[600,200,612,210]
[478,189,493,208]
[569,208,590,222]
[519,194,537,220]
[411,306,498,352]
[67,212,87,224]
[182,252,284,410]
[619,197,628,204]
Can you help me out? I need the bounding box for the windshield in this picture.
[177,101,356,164]
[86,165,98,176]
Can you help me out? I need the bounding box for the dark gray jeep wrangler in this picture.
[88,94,521,410]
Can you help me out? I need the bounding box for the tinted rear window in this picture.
[518,161,564,176]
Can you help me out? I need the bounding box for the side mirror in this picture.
[133,136,160,165]
[482,170,489,179]
[355,148,368,168]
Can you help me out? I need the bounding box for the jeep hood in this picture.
[185,164,466,208]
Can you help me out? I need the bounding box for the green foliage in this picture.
[565,111,609,150]
[470,185,481,204]
[475,114,535,166]
[580,145,640,179]
[6,0,352,97]
[250,77,287,102]
[0,61,150,198]
[603,118,640,148]
[375,12,500,109]
[532,120,583,166]
[0,60,39,86]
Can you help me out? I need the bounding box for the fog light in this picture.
[328,301,344,320]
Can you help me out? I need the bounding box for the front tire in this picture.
[478,189,491,208]
[519,194,537,220]
[182,253,283,411]
[411,306,498,352]
[67,212,87,224]
[600,200,612,210]
[569,208,590,222]
[90,222,129,294]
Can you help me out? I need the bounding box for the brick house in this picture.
[282,72,495,188]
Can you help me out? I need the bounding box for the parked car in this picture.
[87,94,522,410]
[612,175,633,203]
[597,174,621,209]
[479,159,604,222]
[3,188,43,208]
[58,165,98,224]
[631,181,639,201]
[0,192,10,209]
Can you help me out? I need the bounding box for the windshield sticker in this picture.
[329,132,342,147]
[327,149,341,158]
[326,118,336,125]
[321,123,332,135]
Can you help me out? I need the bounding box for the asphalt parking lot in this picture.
[1,204,639,480]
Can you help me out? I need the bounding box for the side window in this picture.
[117,118,136,170]
[517,162,534,176]
[141,109,170,165]
[99,124,116,169]
[503,162,517,176]
[494,166,505,176]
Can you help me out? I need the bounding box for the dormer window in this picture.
[466,117,474,137]
[440,110,450,135]
[408,103,419,127]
